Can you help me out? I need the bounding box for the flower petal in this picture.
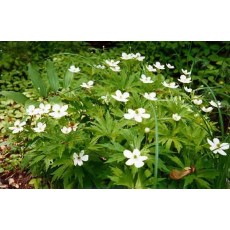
[125,158,135,166]
[213,138,220,145]
[133,149,141,156]
[79,150,85,157]
[123,150,133,158]
[220,143,229,150]
[217,149,227,156]
[81,155,89,161]
[134,160,144,168]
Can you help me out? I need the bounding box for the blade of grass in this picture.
[201,80,224,137]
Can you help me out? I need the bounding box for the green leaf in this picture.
[197,169,219,179]
[63,69,74,88]
[183,175,196,188]
[30,155,46,166]
[167,156,185,168]
[46,60,60,92]
[52,164,70,181]
[109,167,134,188]
[0,91,29,105]
[195,178,211,189]
[28,63,48,97]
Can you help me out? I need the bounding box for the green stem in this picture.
[151,104,159,189]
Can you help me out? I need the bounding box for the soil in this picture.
[0,168,33,189]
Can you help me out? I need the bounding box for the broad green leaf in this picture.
[28,63,48,97]
[63,69,74,88]
[46,60,59,92]
[0,91,29,105]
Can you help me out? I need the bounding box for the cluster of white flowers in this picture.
[26,103,51,116]
[124,108,150,122]
[105,59,121,72]
[10,103,69,134]
[121,52,145,61]
[146,62,174,72]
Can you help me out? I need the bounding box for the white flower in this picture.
[145,127,150,133]
[178,75,192,83]
[172,113,181,121]
[111,90,129,102]
[39,103,51,114]
[123,149,148,168]
[68,65,80,73]
[101,95,110,104]
[124,108,150,122]
[110,66,121,72]
[210,100,222,108]
[166,63,174,69]
[121,52,134,60]
[181,69,191,75]
[80,80,94,89]
[133,53,145,61]
[73,150,89,166]
[184,86,193,93]
[61,126,72,134]
[105,59,120,67]
[192,99,202,105]
[140,74,153,83]
[9,120,26,133]
[33,122,46,133]
[153,62,165,70]
[143,92,157,101]
[94,64,105,69]
[207,138,229,156]
[201,106,213,113]
[162,81,179,89]
[71,123,78,131]
[49,104,68,119]
[146,65,157,72]
[26,105,40,116]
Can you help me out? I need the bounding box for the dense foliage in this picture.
[0,42,229,188]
